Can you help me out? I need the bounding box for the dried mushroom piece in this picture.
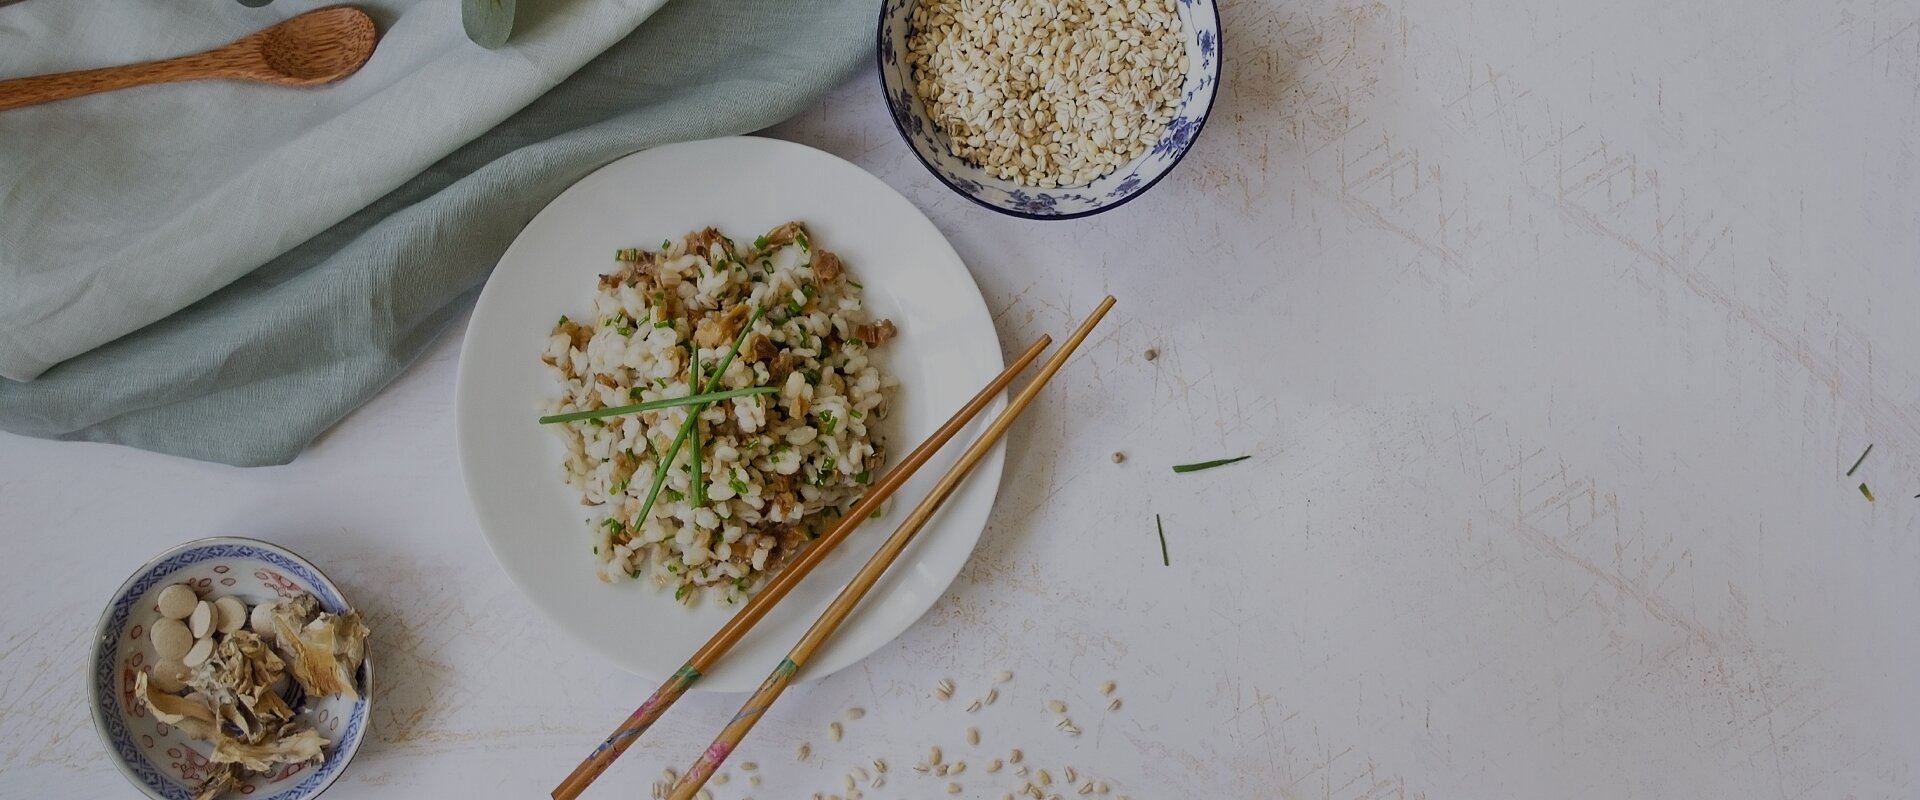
[135,672,218,741]
[192,764,243,800]
[211,727,328,772]
[273,609,368,700]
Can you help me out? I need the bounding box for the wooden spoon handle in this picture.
[0,53,222,112]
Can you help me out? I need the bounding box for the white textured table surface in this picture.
[6,1,1920,796]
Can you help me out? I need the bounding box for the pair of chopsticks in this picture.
[552,295,1115,800]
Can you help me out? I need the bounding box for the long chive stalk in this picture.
[630,307,765,529]
[537,387,776,424]
[689,347,705,508]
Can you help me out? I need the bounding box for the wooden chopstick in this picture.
[667,296,1116,800]
[551,334,1054,800]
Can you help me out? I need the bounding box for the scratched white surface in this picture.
[6,0,1920,796]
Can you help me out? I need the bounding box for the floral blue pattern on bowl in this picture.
[876,0,1222,219]
[89,537,372,800]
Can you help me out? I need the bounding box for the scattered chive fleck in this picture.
[1846,444,1873,477]
[817,410,837,435]
[1156,514,1169,565]
[855,469,871,485]
[557,315,569,325]
[1860,483,1875,502]
[754,235,769,250]
[662,238,673,251]
[848,280,864,289]
[674,585,690,603]
[1172,455,1251,473]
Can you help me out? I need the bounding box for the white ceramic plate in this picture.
[456,137,1005,692]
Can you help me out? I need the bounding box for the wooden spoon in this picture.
[0,5,376,112]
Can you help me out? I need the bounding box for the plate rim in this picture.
[453,135,1006,691]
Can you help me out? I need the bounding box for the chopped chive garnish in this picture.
[557,315,569,325]
[850,408,864,419]
[1171,455,1251,473]
[1860,483,1875,501]
[847,280,863,289]
[855,469,871,485]
[662,238,673,250]
[1846,444,1873,477]
[536,387,776,424]
[870,507,883,519]
[628,387,644,401]
[674,585,689,603]
[817,410,837,435]
[787,299,805,318]
[754,235,769,250]
[1156,514,1169,565]
[735,576,752,591]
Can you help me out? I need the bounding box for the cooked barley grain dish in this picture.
[542,222,897,602]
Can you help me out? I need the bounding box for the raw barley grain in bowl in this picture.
[541,222,897,604]
[906,0,1189,188]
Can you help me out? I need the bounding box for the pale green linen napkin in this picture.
[0,0,876,465]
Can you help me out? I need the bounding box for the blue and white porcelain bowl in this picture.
[89,537,372,800]
[877,0,1222,219]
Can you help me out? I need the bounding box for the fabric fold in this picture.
[0,0,878,465]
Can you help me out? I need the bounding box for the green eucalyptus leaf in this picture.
[463,0,515,49]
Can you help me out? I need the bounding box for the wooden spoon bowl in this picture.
[0,6,378,111]
[254,6,378,85]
